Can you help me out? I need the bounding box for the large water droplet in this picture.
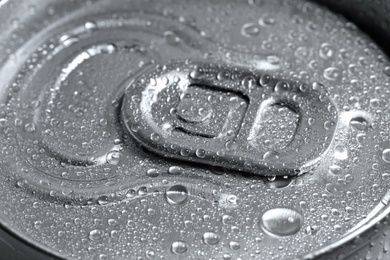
[168,166,183,175]
[171,241,188,254]
[260,208,303,237]
[382,149,390,163]
[166,185,188,205]
[349,117,369,131]
[89,229,103,241]
[203,231,220,245]
[106,150,121,165]
[334,145,348,160]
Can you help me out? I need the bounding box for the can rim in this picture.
[0,197,389,260]
[302,197,390,259]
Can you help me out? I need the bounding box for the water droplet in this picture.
[106,150,121,165]
[150,133,160,141]
[226,195,239,205]
[382,149,390,163]
[146,168,160,178]
[229,241,241,250]
[97,196,109,205]
[328,165,342,175]
[319,43,334,59]
[130,123,140,132]
[263,151,279,162]
[168,166,183,175]
[260,208,303,237]
[294,46,310,59]
[274,81,290,94]
[34,221,42,229]
[222,215,233,225]
[259,14,275,26]
[195,149,206,158]
[260,74,271,86]
[166,185,188,205]
[241,23,260,38]
[384,66,390,77]
[171,241,188,254]
[203,231,220,245]
[138,186,148,196]
[85,21,97,30]
[145,249,155,258]
[350,117,369,131]
[334,145,348,160]
[324,67,341,81]
[24,122,36,133]
[0,118,8,127]
[89,229,103,241]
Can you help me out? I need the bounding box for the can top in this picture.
[0,0,390,259]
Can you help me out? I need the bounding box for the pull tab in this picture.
[122,61,338,176]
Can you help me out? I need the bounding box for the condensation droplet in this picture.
[203,231,220,245]
[166,185,188,205]
[171,241,188,254]
[260,208,303,237]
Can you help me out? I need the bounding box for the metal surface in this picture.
[123,60,337,176]
[0,0,389,259]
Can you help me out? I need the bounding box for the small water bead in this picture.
[226,195,239,205]
[350,117,369,131]
[260,74,271,86]
[130,123,140,132]
[229,241,241,250]
[85,21,97,30]
[97,196,109,205]
[259,14,275,26]
[150,133,160,141]
[145,249,155,258]
[166,185,188,205]
[382,149,390,163]
[241,23,260,38]
[323,67,341,81]
[260,208,303,237]
[137,186,148,196]
[106,150,121,165]
[195,149,206,158]
[0,118,8,127]
[146,168,160,178]
[171,241,188,254]
[384,66,390,77]
[34,221,42,229]
[222,215,233,225]
[89,229,103,241]
[263,151,279,162]
[294,46,310,59]
[319,43,334,59]
[180,148,190,156]
[274,81,289,94]
[334,145,348,160]
[217,70,230,81]
[168,166,184,175]
[370,98,380,108]
[203,231,220,245]
[328,165,342,175]
[24,122,36,133]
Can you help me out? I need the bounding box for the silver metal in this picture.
[0,0,390,259]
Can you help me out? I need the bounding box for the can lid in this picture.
[0,0,389,259]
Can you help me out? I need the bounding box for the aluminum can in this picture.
[0,0,390,259]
